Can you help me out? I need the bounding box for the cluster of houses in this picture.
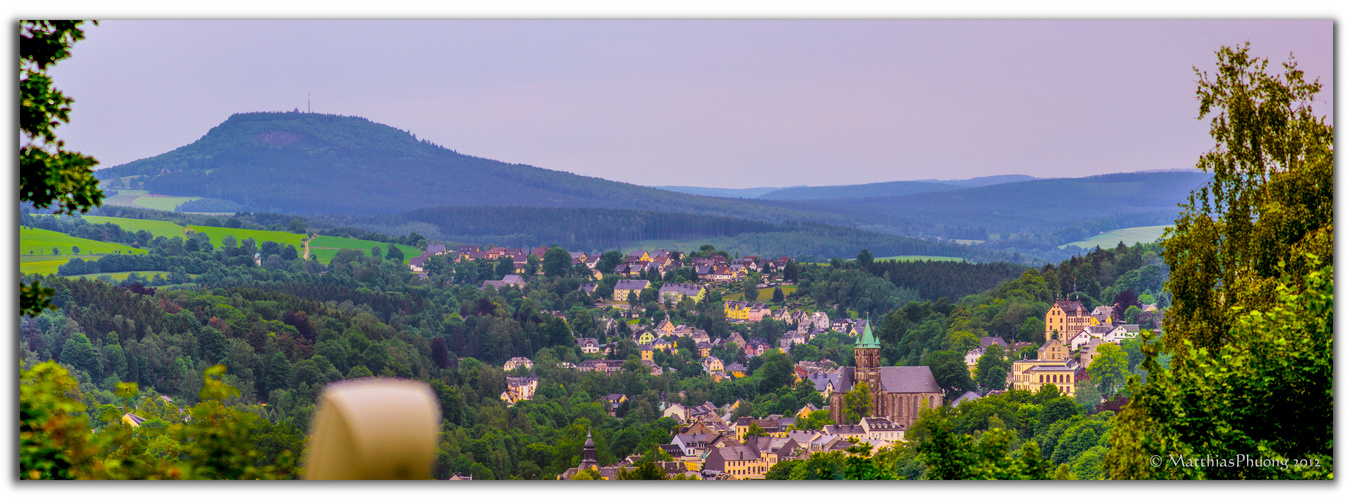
[962,300,1151,397]
[553,322,949,480]
[558,393,914,480]
[407,243,794,289]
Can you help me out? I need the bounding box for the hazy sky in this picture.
[49,20,1332,188]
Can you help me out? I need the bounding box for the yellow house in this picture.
[1044,300,1099,343]
[724,301,752,321]
[613,280,651,302]
[654,339,676,352]
[1011,341,1079,396]
[640,345,654,362]
[636,331,656,345]
[121,412,147,428]
[657,319,676,335]
[628,250,653,263]
[795,403,820,419]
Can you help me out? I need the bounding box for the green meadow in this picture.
[102,189,148,206]
[80,215,189,239]
[1061,225,1171,250]
[725,285,797,302]
[19,228,147,275]
[28,215,424,267]
[185,225,307,251]
[20,255,83,276]
[308,236,420,264]
[21,227,147,257]
[60,271,179,282]
[132,195,201,211]
[875,255,966,262]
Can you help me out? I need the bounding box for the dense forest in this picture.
[19,232,1172,479]
[327,206,1027,263]
[42,202,1028,264]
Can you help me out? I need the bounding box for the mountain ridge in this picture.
[95,111,1207,248]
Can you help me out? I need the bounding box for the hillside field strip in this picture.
[21,227,148,256]
[185,225,307,252]
[102,189,148,206]
[59,271,179,282]
[64,216,420,265]
[133,195,201,211]
[80,216,190,239]
[307,236,419,264]
[1061,225,1171,250]
[875,255,966,262]
[726,285,798,302]
[20,255,83,276]
[20,228,148,275]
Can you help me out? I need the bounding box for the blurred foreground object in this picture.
[303,378,440,480]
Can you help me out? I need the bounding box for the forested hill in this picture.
[94,112,843,222]
[755,171,1212,238]
[753,174,1038,201]
[319,206,1028,263]
[94,111,1207,253]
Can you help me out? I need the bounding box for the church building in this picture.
[827,320,945,428]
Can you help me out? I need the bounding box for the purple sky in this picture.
[49,20,1332,188]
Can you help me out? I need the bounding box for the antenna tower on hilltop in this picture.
[308,91,311,113]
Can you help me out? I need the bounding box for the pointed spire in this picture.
[580,425,597,468]
[856,316,880,349]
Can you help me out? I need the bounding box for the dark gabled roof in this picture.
[878,366,942,394]
[614,279,649,290]
[979,336,1009,349]
[710,445,760,463]
[832,367,856,393]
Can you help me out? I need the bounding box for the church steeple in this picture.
[856,317,880,349]
[579,427,597,469]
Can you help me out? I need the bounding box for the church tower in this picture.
[854,318,882,415]
[579,428,597,469]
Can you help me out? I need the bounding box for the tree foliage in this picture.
[842,382,872,423]
[1160,42,1332,352]
[20,20,103,317]
[1105,44,1333,480]
[20,362,300,479]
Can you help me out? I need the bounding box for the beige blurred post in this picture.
[303,378,441,480]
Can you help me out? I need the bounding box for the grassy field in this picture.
[186,225,307,251]
[32,215,422,266]
[133,195,201,211]
[20,229,147,275]
[103,189,148,206]
[81,216,189,239]
[875,255,966,262]
[21,228,148,257]
[1062,225,1171,250]
[308,236,420,263]
[62,271,174,282]
[19,255,84,276]
[725,285,797,302]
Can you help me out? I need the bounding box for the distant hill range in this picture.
[95,111,1207,253]
[653,186,791,199]
[654,174,1036,200]
[95,111,838,223]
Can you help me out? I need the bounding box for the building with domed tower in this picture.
[827,319,944,428]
